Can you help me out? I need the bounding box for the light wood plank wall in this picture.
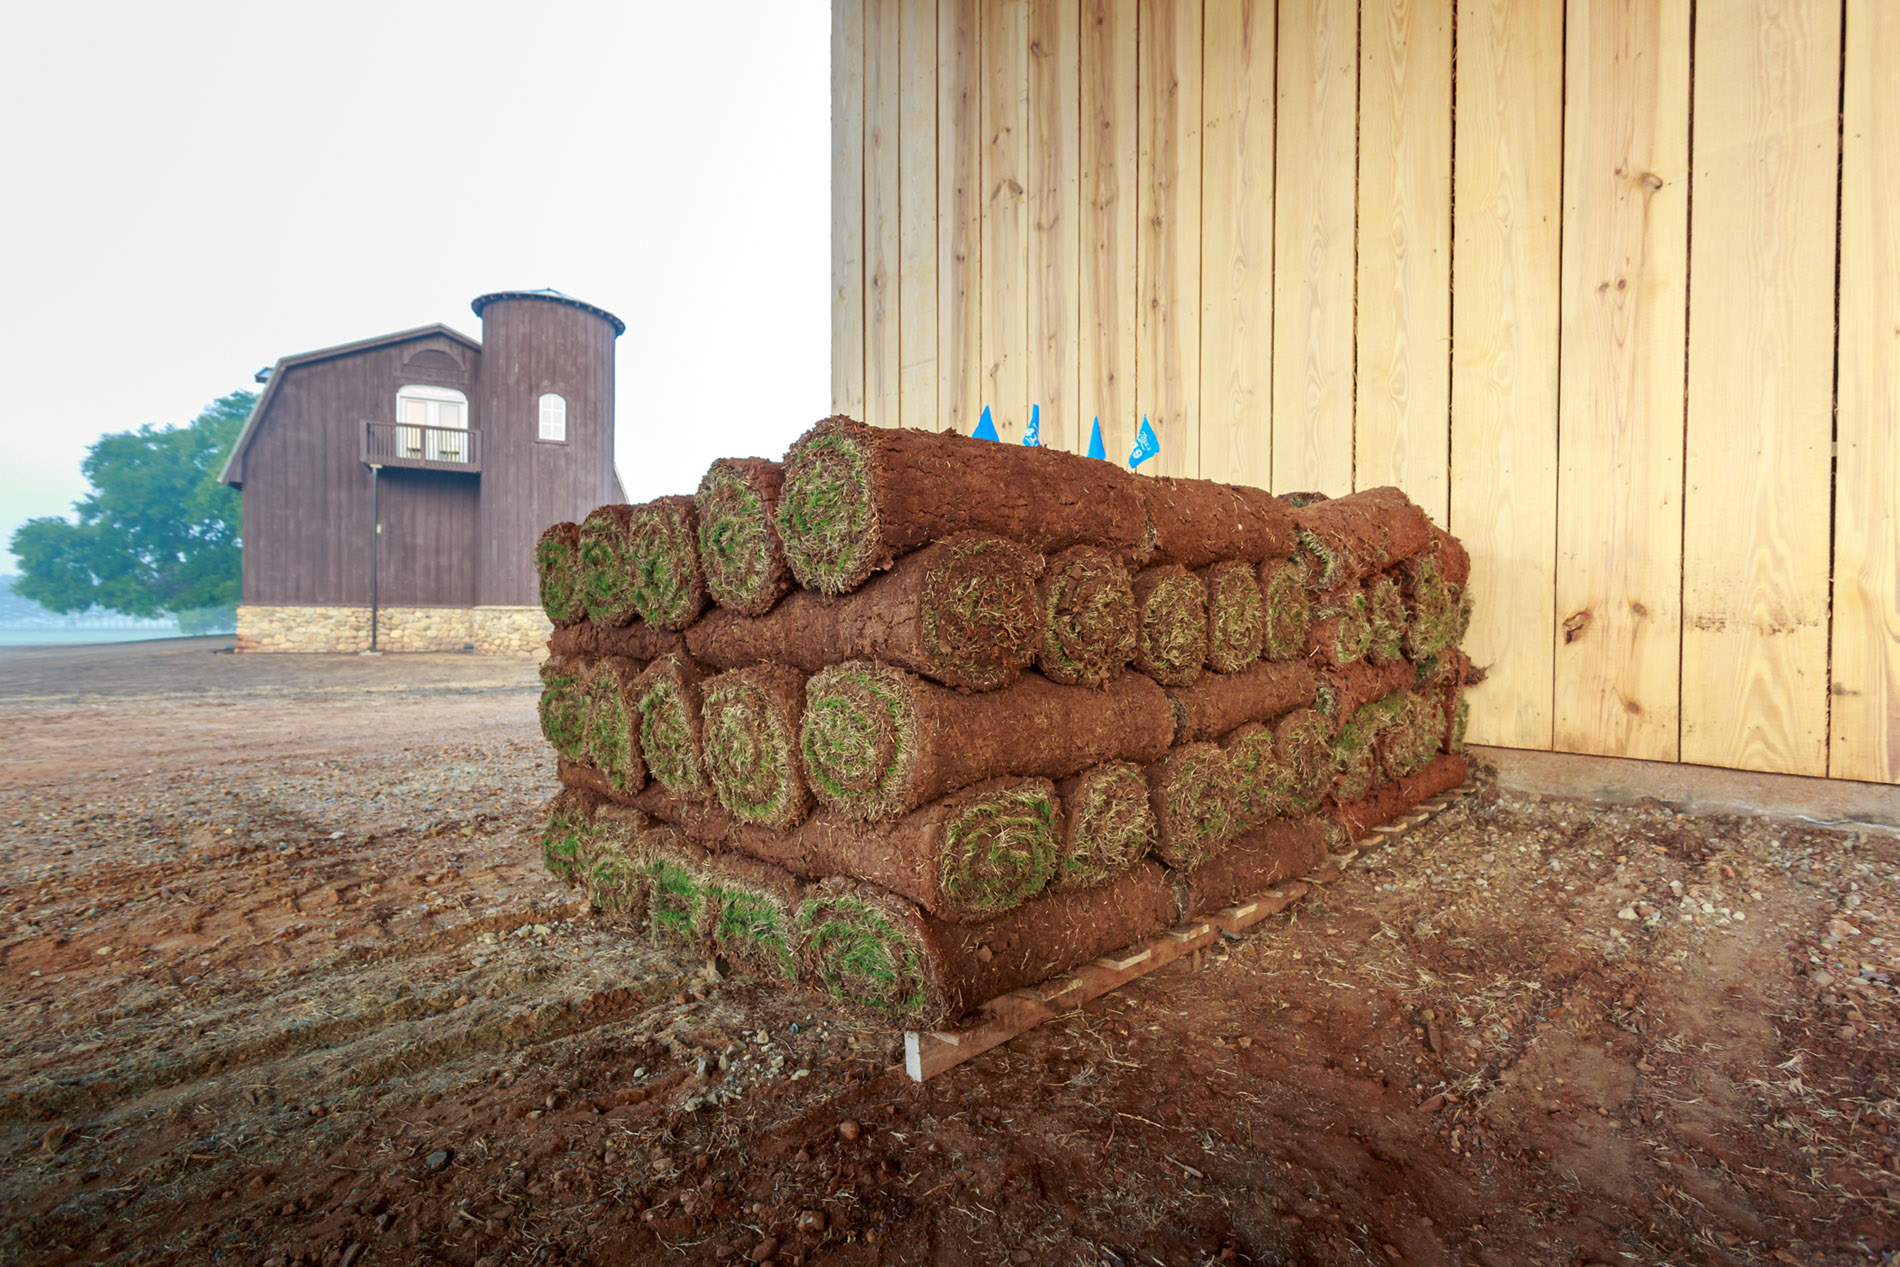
[830,0,1898,787]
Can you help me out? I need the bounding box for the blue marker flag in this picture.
[1128,415,1160,469]
[1087,417,1106,460]
[973,404,999,442]
[1022,403,1042,447]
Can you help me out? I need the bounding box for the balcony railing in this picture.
[362,421,481,473]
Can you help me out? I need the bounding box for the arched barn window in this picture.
[395,384,469,462]
[538,392,568,443]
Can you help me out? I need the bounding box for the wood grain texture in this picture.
[1830,0,1900,784]
[1080,0,1138,466]
[1028,0,1082,451]
[831,0,866,417]
[1271,0,1357,495]
[982,0,1031,442]
[1681,0,1840,776]
[940,0,985,437]
[1553,0,1690,762]
[899,0,939,431]
[1450,0,1562,751]
[1199,0,1276,489]
[865,0,903,428]
[1356,0,1451,520]
[1135,0,1202,478]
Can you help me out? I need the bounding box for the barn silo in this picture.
[469,289,624,608]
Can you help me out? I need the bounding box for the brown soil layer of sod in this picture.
[773,415,1151,595]
[534,521,586,626]
[687,534,1042,692]
[695,456,792,617]
[1331,750,1469,837]
[800,662,1173,820]
[1292,485,1438,592]
[1137,474,1297,568]
[1176,816,1329,916]
[1034,545,1138,687]
[624,496,710,632]
[1145,742,1240,869]
[1316,658,1417,726]
[545,621,683,663]
[728,777,1061,923]
[702,852,804,983]
[794,861,1179,1026]
[1200,558,1265,673]
[576,503,639,626]
[1165,658,1317,743]
[1131,564,1207,687]
[700,663,812,832]
[1053,761,1156,890]
[635,654,713,801]
[558,762,741,842]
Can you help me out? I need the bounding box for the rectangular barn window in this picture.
[538,392,567,443]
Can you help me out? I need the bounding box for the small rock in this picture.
[1616,906,1638,921]
[1812,970,1836,987]
[976,945,993,963]
[749,1238,781,1262]
[453,996,470,1008]
[838,1119,861,1142]
[423,1148,454,1173]
[1840,1024,1858,1040]
[797,1209,826,1233]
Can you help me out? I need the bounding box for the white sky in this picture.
[0,1,832,569]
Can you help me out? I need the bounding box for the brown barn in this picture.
[218,289,623,653]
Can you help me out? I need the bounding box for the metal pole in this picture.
[369,464,381,652]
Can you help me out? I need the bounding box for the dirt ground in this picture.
[1,638,1896,1267]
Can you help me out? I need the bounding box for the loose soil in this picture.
[2,638,1896,1266]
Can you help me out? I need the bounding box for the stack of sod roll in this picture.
[535,417,1476,1028]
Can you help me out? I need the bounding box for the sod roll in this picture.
[1053,762,1156,890]
[644,828,715,951]
[1291,485,1437,592]
[1316,659,1417,728]
[1309,589,1373,668]
[538,659,590,765]
[1333,751,1468,837]
[580,657,647,792]
[686,533,1042,691]
[792,861,1178,1026]
[704,853,803,982]
[700,663,812,832]
[695,457,792,617]
[1164,658,1317,744]
[626,777,736,843]
[729,777,1061,922]
[541,787,596,885]
[577,504,639,626]
[1267,708,1336,814]
[1366,574,1407,667]
[535,522,587,626]
[1146,742,1240,868]
[547,621,682,663]
[582,803,650,925]
[635,654,713,801]
[1201,559,1265,674]
[1372,691,1447,784]
[1132,564,1207,687]
[1402,542,1473,660]
[1332,692,1411,803]
[774,415,1151,595]
[1139,474,1297,569]
[1175,817,1328,917]
[624,496,709,631]
[1258,557,1313,662]
[1035,546,1138,688]
[800,661,1173,820]
[1220,723,1284,830]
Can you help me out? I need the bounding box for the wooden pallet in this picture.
[902,783,1472,1082]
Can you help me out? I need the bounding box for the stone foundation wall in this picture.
[235,605,548,654]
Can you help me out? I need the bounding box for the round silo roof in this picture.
[470,288,625,337]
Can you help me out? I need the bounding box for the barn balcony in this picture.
[362,421,481,473]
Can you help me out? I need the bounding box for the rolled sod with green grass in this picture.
[546,621,682,662]
[536,522,587,626]
[1291,486,1437,593]
[695,457,792,617]
[583,803,650,925]
[1145,742,1241,868]
[581,657,646,792]
[1053,761,1155,890]
[1258,558,1313,662]
[643,828,715,951]
[773,415,1151,595]
[1333,751,1468,838]
[577,504,640,626]
[1331,692,1410,802]
[1309,589,1373,668]
[1035,546,1138,688]
[1220,723,1284,830]
[541,788,596,885]
[729,776,1061,922]
[687,534,1042,691]
[1201,559,1264,674]
[1367,574,1407,667]
[704,853,803,982]
[792,861,1178,1026]
[1138,474,1297,569]
[538,659,590,765]
[1315,659,1417,728]
[1268,708,1337,814]
[1131,564,1207,687]
[1175,817,1328,917]
[1164,658,1317,744]
[701,663,812,832]
[1373,691,1446,784]
[624,496,709,631]
[800,661,1173,820]
[1401,546,1472,660]
[635,654,713,801]
[1449,692,1470,753]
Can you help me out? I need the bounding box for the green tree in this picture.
[10,391,253,622]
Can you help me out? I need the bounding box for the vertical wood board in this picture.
[1079,0,1138,466]
[1028,0,1083,451]
[899,0,940,430]
[983,0,1032,442]
[832,0,867,417]
[1135,0,1203,477]
[865,0,903,427]
[940,0,986,437]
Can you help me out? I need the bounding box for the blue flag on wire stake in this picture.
[1022,404,1042,447]
[1128,416,1160,469]
[1087,417,1106,460]
[973,405,999,442]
